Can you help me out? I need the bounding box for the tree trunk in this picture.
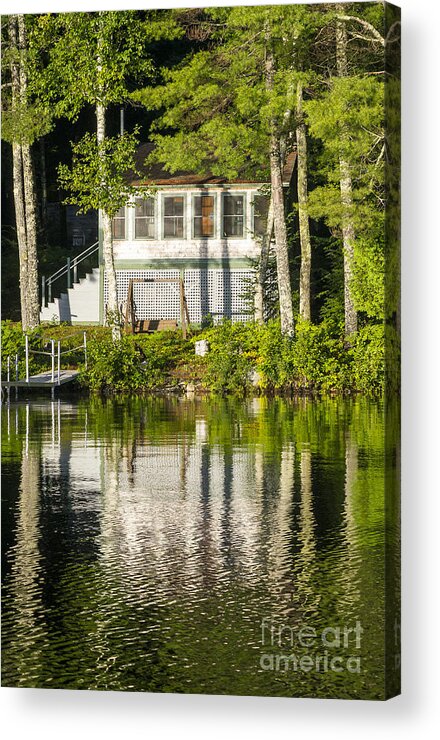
[9,15,40,331]
[39,137,48,244]
[254,198,274,323]
[255,131,288,323]
[9,15,29,330]
[17,15,40,329]
[336,9,357,338]
[21,143,40,328]
[265,46,294,337]
[96,99,120,340]
[296,81,312,322]
[11,141,29,330]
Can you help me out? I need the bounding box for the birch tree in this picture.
[264,40,294,335]
[296,79,312,322]
[33,10,180,338]
[335,9,357,337]
[2,15,50,330]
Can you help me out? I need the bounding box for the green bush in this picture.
[202,321,259,395]
[292,319,350,391]
[2,319,387,396]
[80,335,148,393]
[1,321,45,379]
[131,330,192,387]
[81,330,193,393]
[350,323,385,394]
[256,320,295,390]
[255,319,350,392]
[197,319,383,395]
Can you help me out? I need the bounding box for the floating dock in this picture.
[2,369,80,390]
[2,331,86,398]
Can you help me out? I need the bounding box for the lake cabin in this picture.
[40,144,296,327]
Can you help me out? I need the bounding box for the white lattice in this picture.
[104,268,254,323]
[184,269,254,323]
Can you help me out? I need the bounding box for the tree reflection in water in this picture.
[1,396,398,699]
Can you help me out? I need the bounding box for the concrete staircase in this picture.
[40,267,100,324]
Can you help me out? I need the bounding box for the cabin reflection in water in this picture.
[1,398,396,698]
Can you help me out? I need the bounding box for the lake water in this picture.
[1,396,399,699]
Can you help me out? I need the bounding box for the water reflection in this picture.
[1,397,398,698]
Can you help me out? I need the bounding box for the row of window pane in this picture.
[112,194,269,239]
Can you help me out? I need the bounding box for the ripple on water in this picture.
[1,397,392,699]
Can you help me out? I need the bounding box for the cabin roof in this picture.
[129,143,296,188]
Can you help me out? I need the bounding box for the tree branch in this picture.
[337,15,385,47]
[385,21,401,44]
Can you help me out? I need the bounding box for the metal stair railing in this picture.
[41,241,99,308]
[2,331,88,400]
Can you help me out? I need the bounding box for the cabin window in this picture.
[135,197,155,239]
[112,206,126,239]
[253,194,270,237]
[163,195,185,238]
[193,194,215,238]
[222,194,244,237]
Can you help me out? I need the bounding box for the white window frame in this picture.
[134,195,156,240]
[221,192,246,239]
[112,206,126,240]
[162,193,186,240]
[192,192,217,239]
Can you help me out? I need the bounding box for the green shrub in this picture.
[81,330,194,393]
[1,321,45,379]
[292,319,350,391]
[131,330,192,387]
[350,324,385,394]
[202,321,259,395]
[80,335,148,393]
[2,318,386,396]
[256,320,295,390]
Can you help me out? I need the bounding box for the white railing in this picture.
[2,331,87,395]
[41,241,99,307]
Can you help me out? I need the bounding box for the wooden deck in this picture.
[2,369,80,389]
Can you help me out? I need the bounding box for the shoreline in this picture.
[1,319,391,398]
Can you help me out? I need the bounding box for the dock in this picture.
[1,331,86,399]
[2,369,80,389]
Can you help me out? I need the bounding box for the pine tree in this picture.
[304,3,386,336]
[134,5,322,335]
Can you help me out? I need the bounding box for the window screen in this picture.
[135,197,155,239]
[223,195,244,237]
[112,206,126,240]
[163,196,184,238]
[253,194,270,237]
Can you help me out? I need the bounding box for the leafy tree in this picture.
[57,132,141,216]
[32,10,181,339]
[2,15,51,330]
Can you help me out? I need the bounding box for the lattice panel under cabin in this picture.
[183,269,254,323]
[103,269,254,323]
